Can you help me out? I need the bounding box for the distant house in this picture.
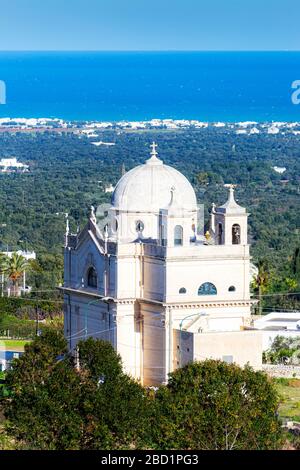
[0,350,23,372]
[0,157,29,173]
[273,166,286,174]
[4,250,36,261]
[254,312,300,350]
[91,141,115,147]
[267,126,280,134]
[104,184,115,193]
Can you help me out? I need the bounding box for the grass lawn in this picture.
[0,339,30,350]
[275,378,300,423]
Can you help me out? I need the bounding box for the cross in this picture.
[150,141,158,156]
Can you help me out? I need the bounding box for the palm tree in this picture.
[253,259,270,315]
[1,252,29,297]
[0,252,6,270]
[0,253,6,296]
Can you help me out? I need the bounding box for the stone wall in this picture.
[262,364,300,378]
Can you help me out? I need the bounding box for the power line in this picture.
[0,297,63,304]
[20,289,62,293]
[252,291,300,297]
[69,331,209,359]
[65,328,86,340]
[260,308,300,312]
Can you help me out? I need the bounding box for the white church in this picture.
[63,143,262,385]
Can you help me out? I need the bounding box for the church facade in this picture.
[63,143,262,385]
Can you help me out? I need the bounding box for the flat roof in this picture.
[268,318,299,322]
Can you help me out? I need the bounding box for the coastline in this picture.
[0,117,300,136]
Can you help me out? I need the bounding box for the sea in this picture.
[0,51,300,122]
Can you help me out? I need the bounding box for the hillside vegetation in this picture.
[0,128,298,309]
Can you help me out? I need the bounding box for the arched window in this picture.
[218,223,223,245]
[232,224,241,245]
[174,225,183,246]
[198,282,217,296]
[87,267,98,288]
[179,287,186,294]
[228,286,236,292]
[135,220,144,233]
[111,217,118,233]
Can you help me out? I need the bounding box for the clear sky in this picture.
[0,0,299,51]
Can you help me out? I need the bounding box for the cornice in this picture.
[165,300,257,309]
[60,287,257,309]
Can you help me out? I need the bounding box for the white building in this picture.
[4,250,36,261]
[104,184,115,193]
[254,312,300,350]
[0,157,29,173]
[62,143,262,385]
[273,166,287,174]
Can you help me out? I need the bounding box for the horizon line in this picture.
[0,49,300,53]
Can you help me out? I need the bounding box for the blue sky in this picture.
[0,0,299,51]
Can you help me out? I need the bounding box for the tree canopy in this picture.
[3,334,149,450]
[150,360,283,450]
[1,333,283,450]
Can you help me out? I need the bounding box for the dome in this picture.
[112,143,197,212]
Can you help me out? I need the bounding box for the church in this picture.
[62,143,262,385]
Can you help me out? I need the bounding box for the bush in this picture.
[3,335,149,450]
[149,360,283,450]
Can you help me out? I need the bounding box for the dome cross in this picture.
[146,141,163,165]
[150,141,158,156]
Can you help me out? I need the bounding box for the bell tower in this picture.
[212,185,248,246]
[158,187,197,247]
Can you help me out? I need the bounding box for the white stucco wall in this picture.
[140,302,166,385]
[174,329,263,370]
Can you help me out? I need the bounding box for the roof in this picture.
[216,185,246,214]
[111,143,197,213]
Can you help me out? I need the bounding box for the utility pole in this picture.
[23,270,26,292]
[0,223,7,297]
[35,304,39,336]
[74,346,80,370]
